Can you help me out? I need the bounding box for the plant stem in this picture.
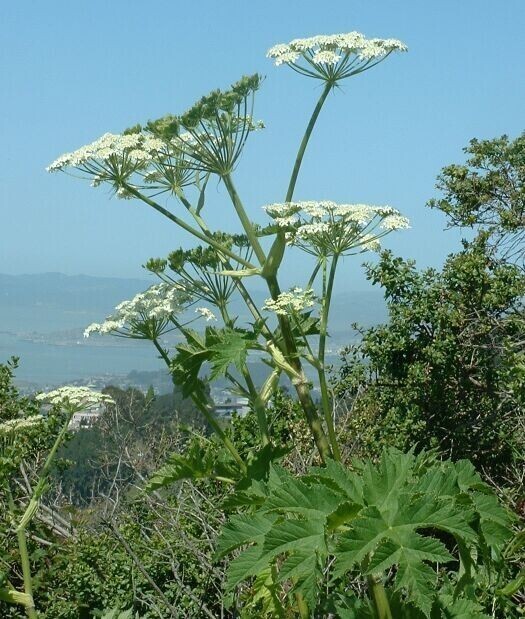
[16,530,36,619]
[123,184,256,269]
[295,592,309,618]
[151,338,247,473]
[218,303,270,446]
[368,575,393,619]
[265,273,333,463]
[318,255,342,461]
[7,489,37,619]
[265,81,333,295]
[17,411,74,532]
[222,174,267,265]
[219,174,333,462]
[285,81,333,203]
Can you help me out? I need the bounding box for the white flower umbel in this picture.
[380,214,411,230]
[263,287,316,316]
[195,307,217,322]
[47,131,167,195]
[36,387,114,410]
[267,32,407,82]
[263,201,409,257]
[84,283,187,340]
[0,416,44,437]
[47,132,165,173]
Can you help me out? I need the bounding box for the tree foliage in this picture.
[428,133,525,266]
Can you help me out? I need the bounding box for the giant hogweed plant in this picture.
[48,31,409,471]
[47,32,518,617]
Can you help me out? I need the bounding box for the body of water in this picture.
[0,332,164,386]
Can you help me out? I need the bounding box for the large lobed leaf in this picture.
[218,448,514,616]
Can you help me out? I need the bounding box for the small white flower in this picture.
[195,307,217,322]
[47,132,166,173]
[312,50,341,65]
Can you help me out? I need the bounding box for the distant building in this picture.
[214,397,250,419]
[69,404,106,430]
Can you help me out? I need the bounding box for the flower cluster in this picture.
[144,233,253,308]
[145,75,264,175]
[0,416,44,437]
[195,307,217,321]
[47,132,166,173]
[262,287,316,316]
[84,283,187,339]
[267,32,407,82]
[36,386,114,409]
[263,201,409,257]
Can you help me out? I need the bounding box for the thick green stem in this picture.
[15,530,37,619]
[265,274,333,463]
[124,184,255,269]
[295,592,309,618]
[222,174,267,265]
[5,410,74,618]
[285,82,333,203]
[7,490,37,619]
[318,255,342,461]
[152,338,247,473]
[368,575,393,619]
[18,411,74,532]
[219,174,333,462]
[266,81,333,292]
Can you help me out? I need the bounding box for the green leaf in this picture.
[264,476,342,519]
[308,459,364,505]
[453,460,485,493]
[396,558,436,617]
[436,595,490,618]
[220,448,512,617]
[225,544,268,591]
[249,566,285,618]
[146,441,236,491]
[368,535,452,575]
[100,610,135,619]
[496,568,525,596]
[206,327,256,380]
[217,512,276,557]
[360,449,415,509]
[263,517,327,560]
[170,341,209,398]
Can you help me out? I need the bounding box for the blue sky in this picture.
[1,0,524,290]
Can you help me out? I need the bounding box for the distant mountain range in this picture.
[0,272,151,333]
[0,272,388,338]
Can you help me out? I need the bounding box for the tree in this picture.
[428,133,525,267]
[337,243,525,478]
[337,133,525,479]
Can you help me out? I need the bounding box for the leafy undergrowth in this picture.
[218,449,518,618]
